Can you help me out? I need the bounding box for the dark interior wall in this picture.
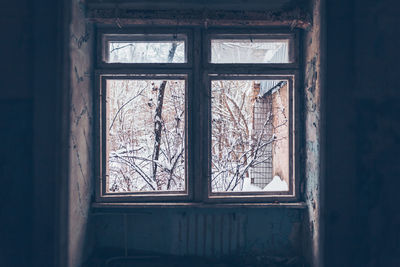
[91,207,305,264]
[324,2,357,266]
[0,0,64,266]
[33,0,65,265]
[1,0,95,265]
[0,3,33,266]
[325,0,400,266]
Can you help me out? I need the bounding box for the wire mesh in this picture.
[250,94,274,188]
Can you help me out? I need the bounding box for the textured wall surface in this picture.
[68,0,94,266]
[303,0,322,266]
[91,208,305,263]
[86,0,297,10]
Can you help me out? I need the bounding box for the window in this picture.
[95,28,299,203]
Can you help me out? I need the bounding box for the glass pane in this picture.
[211,39,289,63]
[211,80,289,192]
[106,79,185,192]
[105,35,186,63]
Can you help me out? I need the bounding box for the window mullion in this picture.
[191,28,206,202]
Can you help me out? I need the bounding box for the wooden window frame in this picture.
[94,26,300,203]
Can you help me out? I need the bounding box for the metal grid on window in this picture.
[250,94,274,189]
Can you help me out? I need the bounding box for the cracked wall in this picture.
[86,0,311,28]
[68,0,94,266]
[303,0,322,266]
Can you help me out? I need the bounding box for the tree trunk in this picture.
[152,42,178,186]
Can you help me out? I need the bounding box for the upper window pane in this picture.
[211,38,290,64]
[104,34,186,63]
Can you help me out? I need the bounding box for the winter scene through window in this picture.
[106,79,186,192]
[211,80,289,192]
[211,38,290,64]
[104,34,186,63]
[97,30,297,201]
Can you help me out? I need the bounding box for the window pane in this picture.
[211,39,289,63]
[105,34,186,63]
[211,80,289,192]
[106,79,185,192]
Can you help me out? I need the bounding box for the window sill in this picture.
[92,201,307,213]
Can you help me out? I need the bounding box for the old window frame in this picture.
[95,26,300,203]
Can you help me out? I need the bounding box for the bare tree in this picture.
[151,42,178,187]
[106,42,288,193]
[107,79,185,192]
[211,80,288,192]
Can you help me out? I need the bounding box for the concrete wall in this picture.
[68,0,95,266]
[86,0,297,10]
[303,0,323,266]
[90,207,305,265]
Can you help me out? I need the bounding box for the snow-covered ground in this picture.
[263,175,288,191]
[241,175,288,192]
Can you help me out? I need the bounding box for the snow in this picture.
[107,79,186,192]
[241,178,262,191]
[259,80,287,97]
[237,176,289,192]
[108,41,185,63]
[210,80,290,192]
[211,40,288,64]
[106,74,290,193]
[263,175,288,191]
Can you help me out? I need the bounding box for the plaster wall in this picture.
[302,0,323,266]
[86,0,299,11]
[68,0,95,266]
[91,208,305,264]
